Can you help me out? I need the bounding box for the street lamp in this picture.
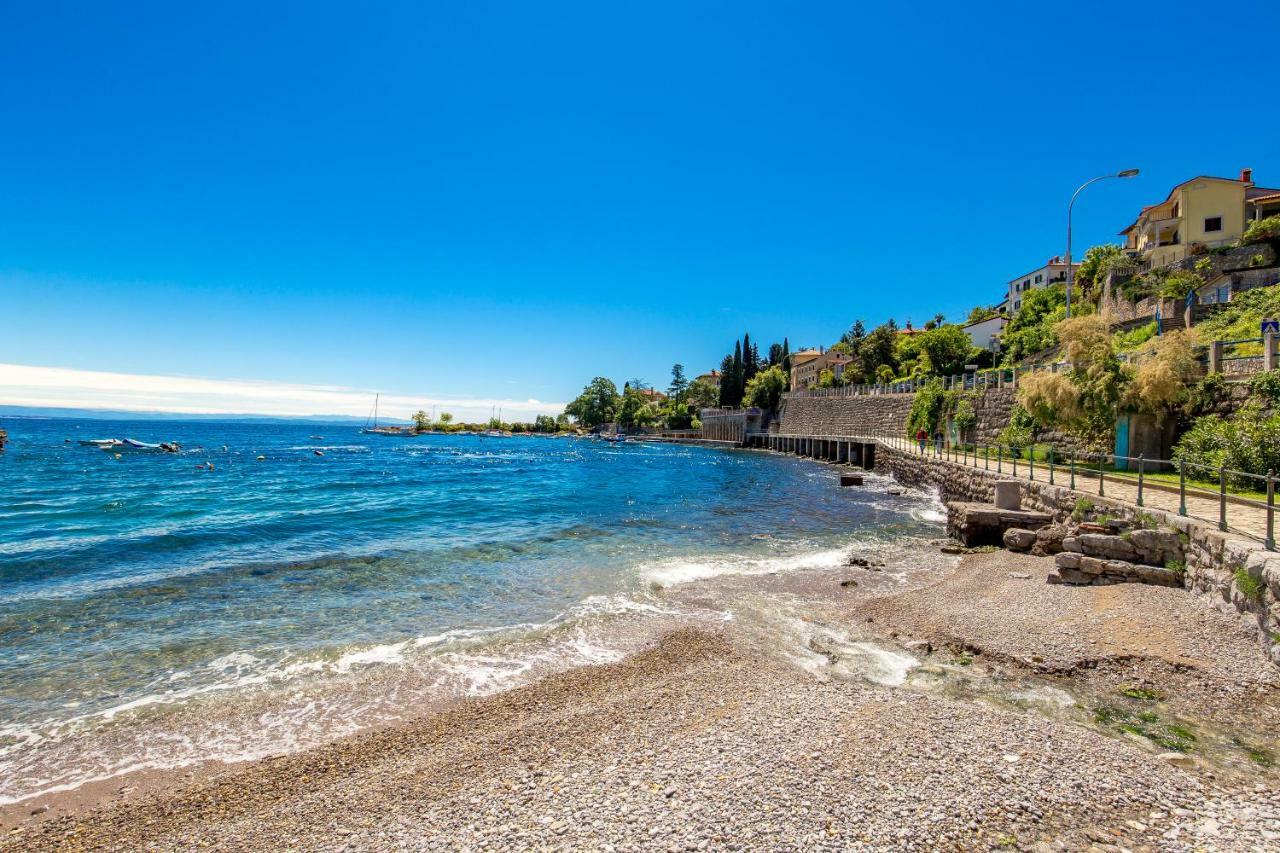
[1065,168,1140,318]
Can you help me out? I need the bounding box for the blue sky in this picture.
[2,1,1277,417]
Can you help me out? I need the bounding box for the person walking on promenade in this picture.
[915,428,928,453]
[933,431,944,455]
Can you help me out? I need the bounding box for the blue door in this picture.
[1113,415,1130,471]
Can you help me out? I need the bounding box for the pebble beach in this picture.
[9,543,1279,851]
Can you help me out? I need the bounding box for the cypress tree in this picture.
[781,338,791,374]
[730,340,743,407]
[718,354,734,405]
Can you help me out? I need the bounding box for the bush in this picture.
[1235,569,1264,602]
[1173,402,1280,486]
[1185,373,1227,416]
[743,365,788,412]
[1113,322,1157,352]
[1159,269,1203,300]
[906,379,947,437]
[952,396,977,436]
[1242,216,1280,245]
[1250,370,1280,405]
[1017,370,1079,427]
[1125,330,1200,416]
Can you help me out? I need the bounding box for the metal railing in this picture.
[851,428,1277,550]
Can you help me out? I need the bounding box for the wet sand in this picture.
[8,547,1279,851]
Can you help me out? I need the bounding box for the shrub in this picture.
[1113,322,1157,352]
[1185,373,1227,416]
[743,365,789,412]
[1072,497,1094,521]
[1017,370,1079,427]
[1242,215,1280,245]
[1250,370,1280,405]
[1251,253,1269,267]
[1234,568,1265,602]
[1174,402,1280,486]
[906,379,947,437]
[1159,270,1203,300]
[952,396,977,436]
[1125,330,1200,416]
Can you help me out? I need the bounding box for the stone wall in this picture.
[778,393,915,436]
[872,442,1280,664]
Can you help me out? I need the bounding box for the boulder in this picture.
[1003,528,1037,551]
[946,501,1053,547]
[1076,533,1138,563]
[1031,524,1068,556]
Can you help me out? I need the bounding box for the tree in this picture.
[1000,285,1070,365]
[743,365,788,412]
[687,377,719,409]
[767,342,784,366]
[722,341,744,408]
[781,338,791,373]
[564,377,621,427]
[412,410,431,431]
[717,355,734,407]
[965,305,999,324]
[534,414,557,433]
[1075,244,1126,292]
[742,333,758,383]
[668,364,689,401]
[840,320,867,348]
[617,385,656,429]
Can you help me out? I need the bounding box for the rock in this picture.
[903,639,932,654]
[1062,536,1081,553]
[1157,752,1195,769]
[946,501,1052,547]
[1076,522,1111,534]
[1003,528,1036,552]
[1007,572,1031,580]
[839,579,858,588]
[1076,533,1138,563]
[839,474,864,487]
[29,805,48,816]
[1034,524,1067,552]
[993,480,1021,510]
[939,544,965,555]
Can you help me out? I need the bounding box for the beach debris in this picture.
[256,454,266,461]
[314,450,324,457]
[846,556,884,568]
[839,578,858,588]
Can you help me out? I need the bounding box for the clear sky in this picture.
[2,1,1277,418]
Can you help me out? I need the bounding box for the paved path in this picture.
[866,435,1275,546]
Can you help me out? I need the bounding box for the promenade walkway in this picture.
[757,430,1276,549]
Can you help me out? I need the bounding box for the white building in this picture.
[962,313,1008,351]
[1007,256,1077,314]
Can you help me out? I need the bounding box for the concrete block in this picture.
[993,481,1021,510]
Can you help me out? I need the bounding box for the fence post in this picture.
[1070,452,1076,490]
[997,446,1003,473]
[1218,467,1228,532]
[1209,340,1224,374]
[1012,448,1017,478]
[1136,455,1145,507]
[1267,334,1278,372]
[1098,455,1105,497]
[1178,460,1187,516]
[984,444,989,471]
[1049,454,1055,485]
[1028,447,1034,482]
[1268,469,1276,552]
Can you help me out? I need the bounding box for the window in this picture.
[1034,274,1042,284]
[1204,216,1223,233]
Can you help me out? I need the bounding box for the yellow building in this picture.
[1120,168,1280,268]
[789,348,852,390]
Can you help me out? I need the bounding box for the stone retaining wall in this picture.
[872,442,1280,665]
[778,393,915,436]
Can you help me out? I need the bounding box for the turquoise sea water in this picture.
[0,418,945,803]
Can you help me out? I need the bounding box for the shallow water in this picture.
[0,419,949,803]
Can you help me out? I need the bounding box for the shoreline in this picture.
[8,541,1280,849]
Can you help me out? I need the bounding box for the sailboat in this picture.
[361,394,403,436]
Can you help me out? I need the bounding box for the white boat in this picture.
[600,433,627,443]
[79,438,122,448]
[111,439,181,453]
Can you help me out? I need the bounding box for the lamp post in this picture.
[1065,168,1140,318]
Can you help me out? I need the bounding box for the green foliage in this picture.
[1250,370,1280,405]
[412,410,431,431]
[1184,373,1227,416]
[564,377,621,428]
[667,364,689,401]
[1192,284,1280,351]
[1235,569,1265,602]
[965,305,1000,324]
[905,379,947,437]
[1242,215,1280,245]
[617,385,660,429]
[895,324,978,377]
[686,378,719,409]
[1165,559,1185,577]
[952,396,977,435]
[1113,322,1157,352]
[1119,686,1162,701]
[1173,402,1280,486]
[875,364,895,384]
[1000,285,1075,365]
[1075,244,1126,291]
[533,414,558,433]
[1072,497,1094,521]
[743,365,788,412]
[1159,269,1203,300]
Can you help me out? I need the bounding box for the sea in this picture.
[0,418,948,804]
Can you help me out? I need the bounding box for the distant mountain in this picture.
[0,405,410,425]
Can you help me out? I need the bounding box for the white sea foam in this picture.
[640,547,850,588]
